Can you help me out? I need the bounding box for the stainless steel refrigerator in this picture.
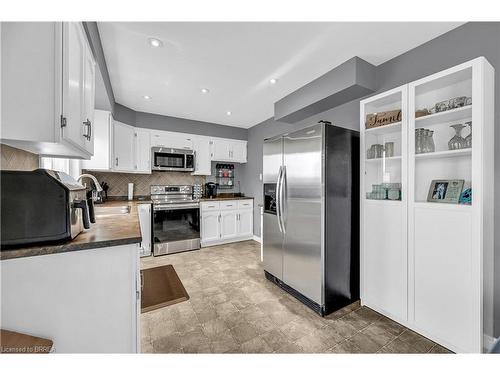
[263,121,359,316]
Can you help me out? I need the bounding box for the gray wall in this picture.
[135,111,247,140]
[245,21,500,336]
[82,22,115,113]
[113,103,247,141]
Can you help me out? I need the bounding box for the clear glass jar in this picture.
[448,124,466,150]
[415,128,425,154]
[464,121,472,148]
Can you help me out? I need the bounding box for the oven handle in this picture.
[153,203,200,211]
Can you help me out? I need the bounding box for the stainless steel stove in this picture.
[151,185,200,256]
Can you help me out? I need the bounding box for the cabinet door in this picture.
[81,110,112,170]
[192,136,212,175]
[151,130,192,149]
[82,40,96,154]
[113,121,135,172]
[134,128,151,173]
[62,22,86,151]
[211,138,232,161]
[238,209,253,237]
[231,141,247,163]
[221,210,238,240]
[201,212,220,243]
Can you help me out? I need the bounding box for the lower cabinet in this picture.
[201,211,221,243]
[200,200,254,246]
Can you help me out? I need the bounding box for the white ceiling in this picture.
[98,22,463,128]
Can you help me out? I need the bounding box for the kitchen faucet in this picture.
[77,174,103,192]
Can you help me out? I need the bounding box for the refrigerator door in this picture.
[263,136,284,279]
[282,124,324,305]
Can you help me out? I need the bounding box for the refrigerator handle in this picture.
[280,166,287,234]
[276,166,283,233]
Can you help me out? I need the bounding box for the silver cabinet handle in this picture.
[115,157,119,167]
[83,119,91,140]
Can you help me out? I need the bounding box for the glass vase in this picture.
[464,121,472,148]
[448,124,466,150]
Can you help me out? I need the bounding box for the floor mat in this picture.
[141,264,189,313]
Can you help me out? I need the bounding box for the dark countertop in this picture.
[0,200,146,261]
[199,196,254,202]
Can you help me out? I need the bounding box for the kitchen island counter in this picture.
[0,200,148,261]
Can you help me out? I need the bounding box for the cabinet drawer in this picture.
[220,201,238,210]
[201,201,220,212]
[238,200,253,209]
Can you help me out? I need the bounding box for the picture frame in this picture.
[426,179,464,204]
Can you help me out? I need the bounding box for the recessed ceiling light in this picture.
[148,38,163,48]
[269,78,278,84]
[143,95,152,100]
[201,88,210,94]
[226,111,232,116]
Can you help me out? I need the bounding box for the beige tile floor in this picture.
[140,240,452,354]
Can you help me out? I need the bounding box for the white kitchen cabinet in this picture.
[238,209,253,237]
[191,136,212,175]
[210,138,247,163]
[113,121,135,172]
[221,210,238,239]
[82,30,96,155]
[231,141,247,163]
[150,130,192,149]
[134,128,151,173]
[201,212,220,243]
[360,57,494,353]
[81,110,113,170]
[211,138,232,160]
[1,22,95,159]
[201,199,254,246]
[1,243,140,353]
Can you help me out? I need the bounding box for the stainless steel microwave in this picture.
[151,147,195,172]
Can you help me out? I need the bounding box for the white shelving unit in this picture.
[360,85,408,326]
[361,57,494,353]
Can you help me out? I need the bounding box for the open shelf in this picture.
[415,148,471,160]
[366,155,402,163]
[365,121,401,136]
[364,199,402,206]
[414,201,472,211]
[415,105,472,127]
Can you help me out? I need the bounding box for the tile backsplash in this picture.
[0,144,39,171]
[85,170,206,197]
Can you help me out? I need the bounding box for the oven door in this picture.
[152,203,200,256]
[152,148,188,171]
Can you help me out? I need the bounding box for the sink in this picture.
[94,205,131,216]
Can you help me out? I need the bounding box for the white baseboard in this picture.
[252,235,262,243]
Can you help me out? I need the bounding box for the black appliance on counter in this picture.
[1,169,94,248]
[205,182,217,198]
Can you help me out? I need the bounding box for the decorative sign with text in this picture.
[365,110,402,129]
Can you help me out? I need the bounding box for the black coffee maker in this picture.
[205,182,217,198]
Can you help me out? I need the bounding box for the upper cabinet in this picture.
[83,114,151,174]
[112,121,136,172]
[191,136,212,175]
[134,128,151,173]
[150,130,192,149]
[1,22,96,159]
[210,137,247,163]
[81,110,113,171]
